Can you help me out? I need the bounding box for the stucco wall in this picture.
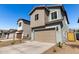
[62,16,68,42]
[30,9,46,28]
[23,23,31,37]
[17,20,31,38]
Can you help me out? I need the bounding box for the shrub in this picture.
[57,42,62,48]
[53,48,56,52]
[11,42,15,45]
[11,40,15,45]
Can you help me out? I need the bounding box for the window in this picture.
[35,14,39,20]
[51,12,57,19]
[19,22,21,27]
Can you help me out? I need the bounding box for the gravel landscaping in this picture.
[43,40,79,54]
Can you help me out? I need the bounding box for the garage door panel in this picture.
[35,30,56,43]
[16,33,22,39]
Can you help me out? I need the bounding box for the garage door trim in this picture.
[34,27,56,31]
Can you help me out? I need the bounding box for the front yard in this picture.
[43,40,79,54]
[0,39,25,48]
[1,39,79,54]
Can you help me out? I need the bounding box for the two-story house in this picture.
[16,19,31,39]
[29,5,69,43]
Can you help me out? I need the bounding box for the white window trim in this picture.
[18,21,23,30]
[49,11,58,21]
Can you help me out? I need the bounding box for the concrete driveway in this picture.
[0,41,55,54]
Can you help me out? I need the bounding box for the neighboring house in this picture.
[16,19,31,39]
[0,30,9,39]
[8,29,17,39]
[0,29,17,39]
[29,5,69,43]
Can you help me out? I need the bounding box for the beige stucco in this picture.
[30,9,47,28]
[23,23,31,37]
[62,16,69,42]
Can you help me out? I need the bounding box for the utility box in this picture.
[67,32,75,42]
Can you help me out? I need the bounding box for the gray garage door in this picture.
[34,29,56,43]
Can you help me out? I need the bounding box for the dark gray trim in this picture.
[32,26,45,30]
[34,27,55,32]
[17,18,30,24]
[29,6,49,15]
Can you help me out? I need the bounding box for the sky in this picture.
[0,4,79,30]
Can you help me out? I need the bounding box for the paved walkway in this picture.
[0,41,55,54]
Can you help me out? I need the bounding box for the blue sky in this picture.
[0,4,79,29]
[64,4,79,29]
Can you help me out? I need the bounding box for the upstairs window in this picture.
[19,22,21,27]
[35,14,39,20]
[51,12,57,20]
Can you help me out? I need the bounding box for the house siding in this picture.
[62,16,68,42]
[23,23,31,37]
[30,9,46,28]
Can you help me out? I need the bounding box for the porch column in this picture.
[56,25,63,43]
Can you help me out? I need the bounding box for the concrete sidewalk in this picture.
[0,41,55,54]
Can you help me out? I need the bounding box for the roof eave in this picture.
[29,6,49,15]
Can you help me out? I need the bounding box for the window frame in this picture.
[51,11,57,20]
[19,22,22,27]
[35,14,39,20]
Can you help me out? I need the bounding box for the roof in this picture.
[17,19,30,24]
[0,29,17,33]
[64,10,69,24]
[0,30,9,33]
[9,29,17,33]
[29,6,49,15]
[77,18,79,23]
[16,30,23,33]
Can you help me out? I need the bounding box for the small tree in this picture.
[57,42,62,48]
